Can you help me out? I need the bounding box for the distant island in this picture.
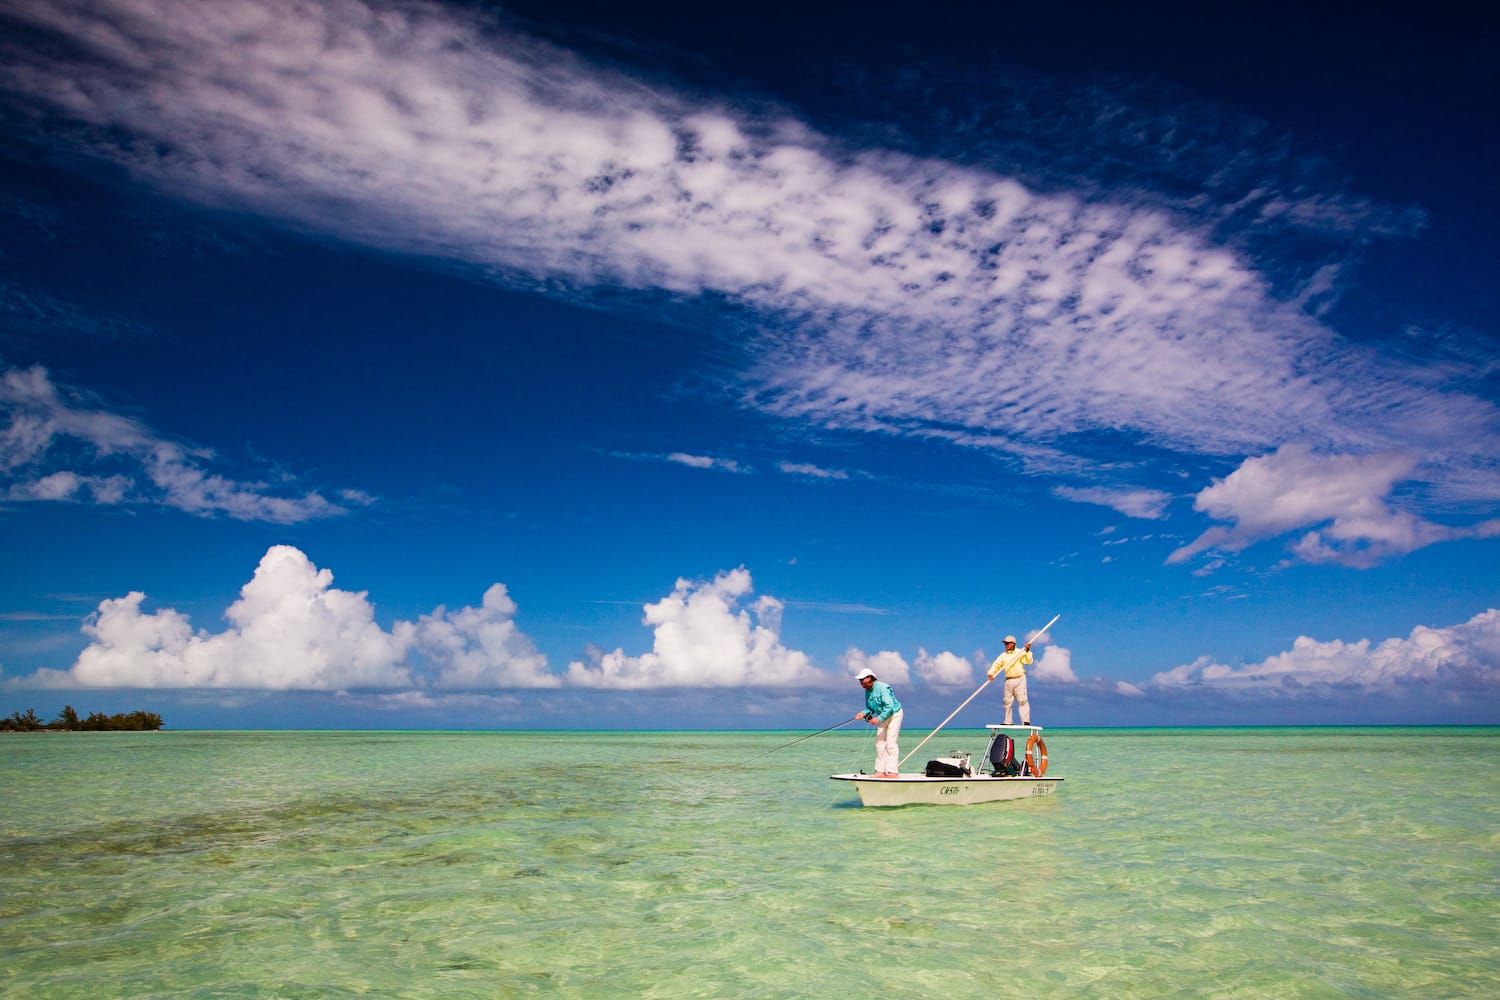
[2,705,164,732]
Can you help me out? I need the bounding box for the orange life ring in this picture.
[1025,733,1048,777]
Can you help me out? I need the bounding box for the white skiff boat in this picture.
[831,725,1062,807]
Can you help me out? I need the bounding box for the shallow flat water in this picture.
[2,728,1496,997]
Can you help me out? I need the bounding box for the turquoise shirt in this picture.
[863,681,902,722]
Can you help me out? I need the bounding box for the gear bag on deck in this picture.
[924,751,971,777]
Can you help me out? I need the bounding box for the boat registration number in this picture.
[935,783,1055,797]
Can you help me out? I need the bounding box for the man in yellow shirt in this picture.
[986,635,1033,726]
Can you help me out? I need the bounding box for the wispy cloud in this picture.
[778,461,849,480]
[665,452,742,473]
[3,0,1495,564]
[1054,484,1172,519]
[0,365,357,523]
[0,280,152,342]
[782,601,888,615]
[609,450,746,473]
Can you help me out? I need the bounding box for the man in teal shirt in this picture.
[854,668,904,778]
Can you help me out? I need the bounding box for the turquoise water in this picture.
[2,727,1496,997]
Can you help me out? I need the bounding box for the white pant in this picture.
[1003,676,1030,724]
[875,709,903,774]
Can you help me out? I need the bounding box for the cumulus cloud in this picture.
[417,584,556,689]
[11,541,1495,718]
[3,0,1495,566]
[913,648,972,687]
[1031,644,1078,683]
[0,364,355,523]
[841,647,912,686]
[4,551,864,694]
[9,545,561,691]
[567,568,824,689]
[27,546,417,689]
[1150,609,1500,695]
[1169,443,1500,568]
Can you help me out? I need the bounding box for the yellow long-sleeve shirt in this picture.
[987,647,1032,681]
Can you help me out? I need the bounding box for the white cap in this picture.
[1004,635,1017,644]
[855,668,876,680]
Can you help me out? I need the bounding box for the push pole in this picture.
[897,614,1060,770]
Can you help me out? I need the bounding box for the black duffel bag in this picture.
[924,759,967,778]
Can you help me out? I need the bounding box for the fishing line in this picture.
[849,719,876,773]
[820,724,876,806]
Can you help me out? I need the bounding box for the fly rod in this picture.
[898,614,1060,769]
[731,717,859,769]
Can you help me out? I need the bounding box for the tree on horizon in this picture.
[2,706,163,732]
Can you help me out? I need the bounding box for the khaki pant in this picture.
[1003,675,1030,725]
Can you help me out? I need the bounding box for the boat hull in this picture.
[830,773,1063,807]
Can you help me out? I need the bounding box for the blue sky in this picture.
[1,0,1497,729]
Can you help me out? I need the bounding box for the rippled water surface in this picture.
[3,727,1496,997]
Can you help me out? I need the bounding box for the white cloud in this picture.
[841,647,912,686]
[1169,443,1500,568]
[666,452,742,473]
[5,469,131,503]
[0,365,353,523]
[4,551,880,694]
[783,600,888,615]
[7,545,564,692]
[1054,485,1172,520]
[1032,645,1078,684]
[1149,609,1500,695]
[417,584,557,689]
[26,546,417,689]
[3,0,1493,549]
[779,462,849,480]
[566,568,824,688]
[913,648,972,687]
